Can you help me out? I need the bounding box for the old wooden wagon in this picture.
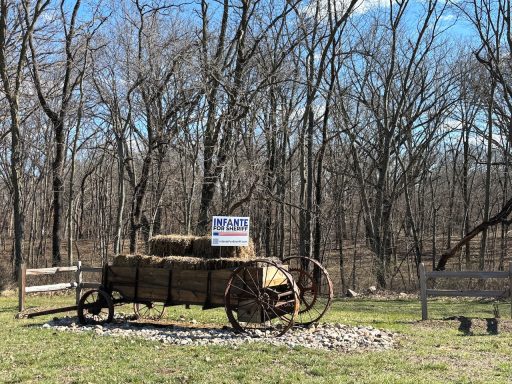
[77,256,333,337]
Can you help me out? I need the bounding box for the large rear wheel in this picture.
[224,259,299,337]
[283,256,333,325]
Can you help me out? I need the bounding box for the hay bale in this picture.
[148,234,256,259]
[149,235,195,256]
[192,237,256,259]
[235,239,256,260]
[138,254,166,268]
[113,254,207,270]
[160,256,256,270]
[192,236,221,258]
[161,256,207,270]
[112,252,260,272]
[203,258,255,270]
[113,254,166,267]
[112,254,141,267]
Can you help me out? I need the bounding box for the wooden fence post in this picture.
[419,263,428,320]
[75,261,82,305]
[18,263,26,312]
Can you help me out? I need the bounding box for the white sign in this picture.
[211,216,250,246]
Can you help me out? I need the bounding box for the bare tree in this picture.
[292,0,358,264]
[0,0,49,275]
[196,0,299,234]
[437,0,512,270]
[342,0,456,286]
[28,0,105,266]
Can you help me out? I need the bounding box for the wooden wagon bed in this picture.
[102,263,289,309]
[77,256,333,337]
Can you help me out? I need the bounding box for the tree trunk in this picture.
[51,119,65,266]
[129,154,152,253]
[374,132,392,288]
[11,114,24,278]
[113,134,125,255]
[479,81,495,270]
[197,172,216,235]
[462,120,471,268]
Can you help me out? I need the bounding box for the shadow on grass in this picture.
[442,316,500,336]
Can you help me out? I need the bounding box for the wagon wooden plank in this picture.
[107,266,137,280]
[103,264,290,307]
[138,268,172,288]
[172,270,209,304]
[136,286,170,302]
[210,270,232,297]
[243,266,288,290]
[266,265,289,286]
[112,286,136,300]
[172,288,207,305]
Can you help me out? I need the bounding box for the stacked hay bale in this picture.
[114,234,257,270]
[112,255,260,270]
[191,236,255,260]
[113,254,165,268]
[149,235,195,256]
[149,234,255,260]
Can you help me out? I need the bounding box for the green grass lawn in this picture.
[1,293,511,383]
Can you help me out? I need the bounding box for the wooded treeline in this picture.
[0,0,511,291]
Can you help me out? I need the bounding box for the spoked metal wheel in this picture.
[225,259,299,337]
[78,289,114,325]
[133,302,166,320]
[283,256,333,326]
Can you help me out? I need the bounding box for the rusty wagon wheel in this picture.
[133,302,166,320]
[78,289,114,325]
[224,259,300,337]
[283,256,333,326]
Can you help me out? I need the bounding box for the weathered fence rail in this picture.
[18,261,102,315]
[419,262,512,320]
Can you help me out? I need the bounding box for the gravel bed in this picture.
[43,316,397,352]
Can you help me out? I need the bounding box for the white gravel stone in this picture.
[42,316,397,352]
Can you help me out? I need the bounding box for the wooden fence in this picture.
[419,262,512,320]
[18,261,102,314]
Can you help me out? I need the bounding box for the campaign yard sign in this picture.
[211,216,250,246]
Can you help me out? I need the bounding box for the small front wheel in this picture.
[133,302,166,320]
[78,289,114,325]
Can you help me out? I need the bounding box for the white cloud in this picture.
[439,14,456,22]
[352,0,390,14]
[301,0,389,19]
